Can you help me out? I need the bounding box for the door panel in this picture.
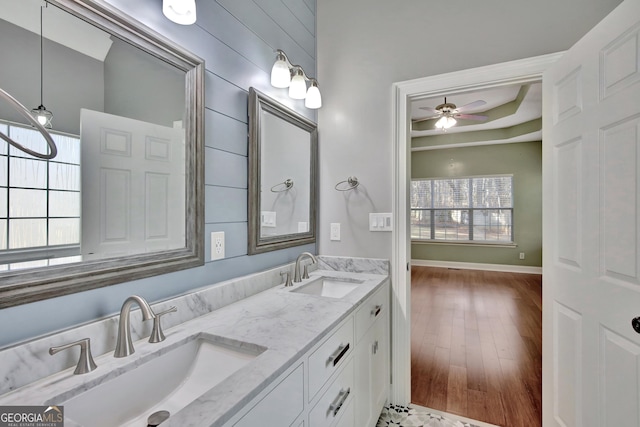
[543,0,640,426]
[81,109,185,259]
[600,327,640,426]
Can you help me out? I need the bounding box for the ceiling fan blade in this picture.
[412,115,440,123]
[455,100,486,113]
[418,106,439,114]
[455,114,488,121]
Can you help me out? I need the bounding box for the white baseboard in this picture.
[411,259,542,275]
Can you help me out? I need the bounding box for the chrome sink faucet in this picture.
[293,252,318,283]
[114,295,155,358]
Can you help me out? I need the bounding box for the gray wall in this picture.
[316,0,622,259]
[0,0,317,348]
[104,37,185,127]
[0,19,103,135]
[411,142,542,267]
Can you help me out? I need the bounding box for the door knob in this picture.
[632,317,640,334]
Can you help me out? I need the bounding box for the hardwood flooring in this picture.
[410,266,542,427]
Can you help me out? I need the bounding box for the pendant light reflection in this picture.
[269,50,322,109]
[163,0,197,25]
[31,4,53,129]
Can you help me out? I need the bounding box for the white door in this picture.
[543,0,640,425]
[80,109,185,259]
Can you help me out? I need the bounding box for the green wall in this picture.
[411,141,542,267]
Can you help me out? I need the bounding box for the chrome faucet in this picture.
[293,252,318,283]
[114,295,155,358]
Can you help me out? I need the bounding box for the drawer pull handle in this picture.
[371,304,382,317]
[327,343,350,367]
[329,387,351,417]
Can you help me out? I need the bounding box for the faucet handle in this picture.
[49,338,97,375]
[302,264,310,280]
[149,306,177,343]
[280,270,293,287]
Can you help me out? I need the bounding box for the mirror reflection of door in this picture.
[80,109,185,259]
[259,110,311,238]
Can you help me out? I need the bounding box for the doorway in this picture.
[388,53,562,405]
[407,79,544,425]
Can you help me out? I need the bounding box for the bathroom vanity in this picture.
[0,257,390,427]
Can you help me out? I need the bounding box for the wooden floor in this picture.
[410,266,542,427]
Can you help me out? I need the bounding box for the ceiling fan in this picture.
[414,97,488,130]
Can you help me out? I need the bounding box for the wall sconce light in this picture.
[270,50,322,109]
[163,0,197,25]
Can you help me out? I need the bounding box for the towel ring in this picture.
[270,178,294,193]
[0,87,58,160]
[335,176,359,191]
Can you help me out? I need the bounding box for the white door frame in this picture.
[389,52,564,404]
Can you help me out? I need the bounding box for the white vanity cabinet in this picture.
[225,280,389,427]
[354,282,390,427]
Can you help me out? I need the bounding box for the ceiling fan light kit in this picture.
[270,49,322,109]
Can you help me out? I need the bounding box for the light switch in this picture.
[261,211,276,227]
[369,213,392,231]
[330,223,341,241]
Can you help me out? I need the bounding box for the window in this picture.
[411,175,513,243]
[0,121,81,262]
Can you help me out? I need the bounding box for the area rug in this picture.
[376,404,498,427]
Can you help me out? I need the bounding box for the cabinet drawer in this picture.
[308,317,354,401]
[309,358,354,427]
[355,282,389,343]
[234,363,304,427]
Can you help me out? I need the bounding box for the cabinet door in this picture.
[371,310,389,415]
[354,325,374,426]
[355,310,390,427]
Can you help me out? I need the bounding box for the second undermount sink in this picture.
[291,276,364,299]
[62,334,265,427]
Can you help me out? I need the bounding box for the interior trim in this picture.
[390,51,563,405]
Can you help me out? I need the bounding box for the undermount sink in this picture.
[62,334,265,427]
[291,276,364,299]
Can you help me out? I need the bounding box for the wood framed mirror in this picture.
[248,88,317,254]
[0,0,204,308]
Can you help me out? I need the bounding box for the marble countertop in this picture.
[0,269,389,427]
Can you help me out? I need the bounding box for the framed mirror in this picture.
[0,0,204,308]
[248,88,317,254]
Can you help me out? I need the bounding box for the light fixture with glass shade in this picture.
[163,0,197,25]
[435,115,456,130]
[305,80,322,109]
[270,51,291,88]
[288,67,307,100]
[31,4,53,129]
[269,49,322,109]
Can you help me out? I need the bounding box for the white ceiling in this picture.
[410,82,542,147]
[0,0,113,61]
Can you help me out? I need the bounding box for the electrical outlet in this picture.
[211,231,225,260]
[519,252,525,260]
